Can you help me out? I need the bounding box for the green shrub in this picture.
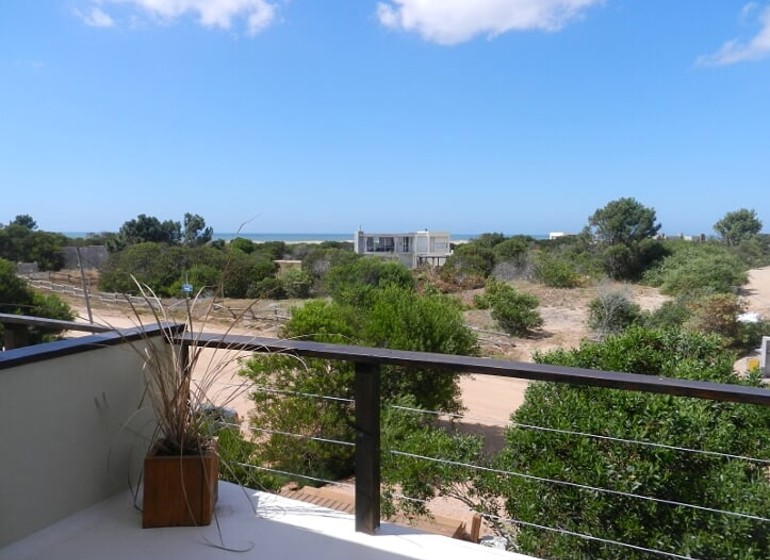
[504,327,770,559]
[478,279,543,336]
[532,251,582,288]
[280,268,313,299]
[641,299,691,330]
[241,285,478,482]
[325,257,414,307]
[645,243,747,296]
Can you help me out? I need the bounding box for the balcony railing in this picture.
[178,331,770,542]
[4,318,770,557]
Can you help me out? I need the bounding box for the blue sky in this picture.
[2,1,769,236]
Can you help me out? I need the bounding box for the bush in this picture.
[279,268,313,299]
[641,298,691,330]
[685,293,745,343]
[325,257,414,307]
[587,290,642,336]
[241,285,478,481]
[477,279,543,336]
[440,245,495,288]
[503,327,770,559]
[531,251,582,288]
[645,242,747,296]
[0,258,74,343]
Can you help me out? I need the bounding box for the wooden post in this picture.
[354,361,381,535]
[3,324,30,350]
[75,246,94,324]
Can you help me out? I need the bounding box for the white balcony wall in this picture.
[0,336,157,547]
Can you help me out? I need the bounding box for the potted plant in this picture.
[125,278,254,528]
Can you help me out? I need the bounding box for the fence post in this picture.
[354,361,381,535]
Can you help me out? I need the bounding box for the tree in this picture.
[10,214,37,230]
[182,213,213,246]
[588,198,665,280]
[0,223,66,270]
[117,214,181,246]
[714,208,762,247]
[588,197,661,246]
[500,326,770,559]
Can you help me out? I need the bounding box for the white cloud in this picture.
[376,0,604,45]
[77,7,115,28]
[80,0,277,36]
[698,3,770,66]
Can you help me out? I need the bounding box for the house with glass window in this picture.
[353,229,452,267]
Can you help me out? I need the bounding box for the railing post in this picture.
[354,361,381,535]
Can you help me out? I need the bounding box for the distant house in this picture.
[353,229,452,268]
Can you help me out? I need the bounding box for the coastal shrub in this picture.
[0,220,67,271]
[246,276,285,299]
[684,293,745,343]
[531,251,582,288]
[0,258,74,343]
[279,268,313,299]
[587,290,641,336]
[229,237,255,254]
[477,279,543,336]
[503,326,770,559]
[241,285,478,481]
[325,257,414,307]
[301,247,358,290]
[641,298,691,330]
[492,236,531,262]
[645,242,747,296]
[440,246,494,288]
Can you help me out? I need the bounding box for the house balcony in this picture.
[2,319,770,559]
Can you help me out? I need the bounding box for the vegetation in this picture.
[587,288,642,337]
[0,215,68,270]
[498,327,770,559]
[474,278,543,336]
[714,208,762,247]
[587,197,667,280]
[240,259,478,482]
[643,241,747,296]
[0,258,74,343]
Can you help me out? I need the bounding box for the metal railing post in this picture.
[354,361,381,535]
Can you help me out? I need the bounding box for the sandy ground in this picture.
[58,268,770,533]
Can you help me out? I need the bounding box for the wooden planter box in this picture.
[142,447,219,528]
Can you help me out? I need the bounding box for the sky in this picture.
[1,1,769,236]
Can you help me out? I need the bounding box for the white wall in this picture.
[0,336,157,546]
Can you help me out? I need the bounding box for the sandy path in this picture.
[744,267,770,318]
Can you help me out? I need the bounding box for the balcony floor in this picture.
[0,482,534,560]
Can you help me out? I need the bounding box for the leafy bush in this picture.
[325,257,414,307]
[279,268,313,299]
[241,285,478,481]
[477,279,543,336]
[531,251,582,288]
[503,326,770,559]
[440,244,495,288]
[645,242,747,296]
[0,258,74,343]
[640,298,691,330]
